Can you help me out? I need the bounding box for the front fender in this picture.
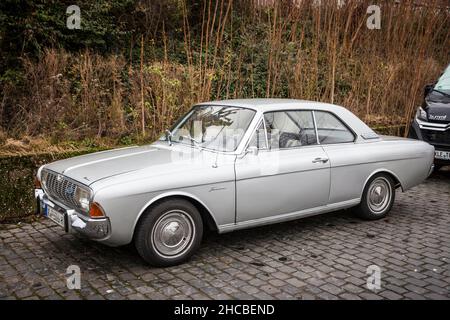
[131,190,220,238]
[94,179,235,246]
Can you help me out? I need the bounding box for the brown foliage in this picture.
[0,0,448,148]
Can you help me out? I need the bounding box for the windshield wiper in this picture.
[180,135,201,145]
[431,88,450,98]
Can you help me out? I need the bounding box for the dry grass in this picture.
[0,137,77,156]
[0,0,448,149]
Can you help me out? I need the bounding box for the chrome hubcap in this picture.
[367,177,392,214]
[151,210,194,258]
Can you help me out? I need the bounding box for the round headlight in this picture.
[40,170,49,191]
[75,186,91,211]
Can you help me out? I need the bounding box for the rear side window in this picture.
[314,111,354,144]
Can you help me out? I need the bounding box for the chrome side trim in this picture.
[218,198,360,233]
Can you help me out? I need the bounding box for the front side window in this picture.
[314,111,354,144]
[264,111,317,149]
[170,105,255,152]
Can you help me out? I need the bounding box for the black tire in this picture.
[354,173,396,220]
[134,199,203,267]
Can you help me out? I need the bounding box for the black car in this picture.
[408,64,450,170]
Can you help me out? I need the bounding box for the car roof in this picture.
[195,98,341,112]
[195,98,377,140]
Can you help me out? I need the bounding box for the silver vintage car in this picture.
[35,99,435,266]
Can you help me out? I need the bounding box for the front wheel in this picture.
[134,199,203,267]
[354,174,395,220]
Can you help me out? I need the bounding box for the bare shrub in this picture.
[1,0,448,147]
[129,61,204,139]
[75,51,127,138]
[18,49,72,137]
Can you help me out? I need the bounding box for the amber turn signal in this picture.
[89,202,105,219]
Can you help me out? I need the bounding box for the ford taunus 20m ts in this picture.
[408,63,450,169]
[35,99,435,266]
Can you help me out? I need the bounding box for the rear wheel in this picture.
[354,173,395,220]
[135,199,203,267]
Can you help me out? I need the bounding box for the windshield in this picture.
[428,64,450,101]
[435,64,450,93]
[169,105,255,152]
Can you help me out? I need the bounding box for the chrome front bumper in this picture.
[35,188,111,240]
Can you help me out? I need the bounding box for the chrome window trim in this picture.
[262,109,318,151]
[243,117,269,151]
[313,110,357,144]
[254,109,357,152]
[240,108,361,155]
[312,111,320,145]
[262,116,269,148]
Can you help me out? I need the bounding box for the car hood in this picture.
[43,143,205,186]
[424,97,450,124]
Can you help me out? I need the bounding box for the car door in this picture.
[313,111,360,204]
[235,110,330,223]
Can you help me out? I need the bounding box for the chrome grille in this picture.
[43,171,79,209]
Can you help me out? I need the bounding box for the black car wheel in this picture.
[135,199,203,267]
[354,173,395,220]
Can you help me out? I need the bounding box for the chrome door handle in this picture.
[312,157,329,163]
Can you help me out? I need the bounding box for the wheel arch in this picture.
[132,192,219,240]
[361,169,403,199]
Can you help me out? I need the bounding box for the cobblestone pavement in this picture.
[1,170,449,300]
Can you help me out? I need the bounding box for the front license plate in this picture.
[435,150,450,160]
[41,201,48,216]
[48,207,65,228]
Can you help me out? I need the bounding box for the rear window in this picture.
[314,111,355,144]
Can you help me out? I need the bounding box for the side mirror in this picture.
[247,146,259,156]
[165,129,173,146]
[424,84,434,98]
